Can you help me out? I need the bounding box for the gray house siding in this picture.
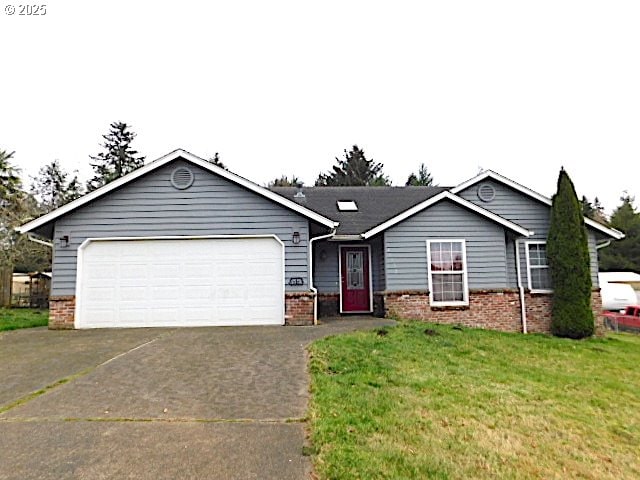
[457,179,600,288]
[370,235,385,292]
[384,200,509,292]
[505,234,518,287]
[312,236,386,294]
[51,159,311,296]
[313,241,339,294]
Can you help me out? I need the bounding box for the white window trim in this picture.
[426,239,469,307]
[525,240,552,293]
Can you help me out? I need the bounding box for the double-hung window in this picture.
[427,240,469,306]
[526,241,552,291]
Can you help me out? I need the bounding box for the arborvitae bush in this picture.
[547,169,594,338]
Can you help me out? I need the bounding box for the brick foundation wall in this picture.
[384,289,604,334]
[385,290,522,332]
[49,295,75,330]
[373,293,385,317]
[525,290,603,334]
[317,293,385,318]
[592,290,605,336]
[523,293,552,333]
[317,294,339,317]
[285,292,315,326]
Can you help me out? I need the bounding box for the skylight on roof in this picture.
[337,201,358,211]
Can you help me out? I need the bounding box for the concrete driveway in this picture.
[0,318,392,480]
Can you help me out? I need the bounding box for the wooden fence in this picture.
[0,267,11,307]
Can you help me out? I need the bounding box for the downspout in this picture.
[27,233,53,248]
[514,238,528,334]
[308,227,337,325]
[596,240,611,250]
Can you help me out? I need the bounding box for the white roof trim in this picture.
[450,170,625,240]
[16,148,338,234]
[362,191,534,239]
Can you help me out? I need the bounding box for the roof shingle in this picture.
[270,186,449,235]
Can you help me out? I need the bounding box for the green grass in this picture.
[0,308,48,331]
[308,323,640,479]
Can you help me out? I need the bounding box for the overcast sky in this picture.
[2,1,639,213]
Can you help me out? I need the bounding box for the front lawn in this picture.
[0,308,48,331]
[308,322,640,479]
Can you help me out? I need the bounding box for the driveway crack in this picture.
[0,333,169,416]
[0,416,307,424]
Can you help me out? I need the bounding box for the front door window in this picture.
[347,251,364,289]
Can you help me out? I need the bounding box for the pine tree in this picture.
[0,150,51,281]
[269,175,301,187]
[315,145,390,186]
[599,195,640,272]
[31,160,83,212]
[406,163,435,186]
[87,122,145,191]
[65,173,84,204]
[0,150,21,200]
[547,169,594,338]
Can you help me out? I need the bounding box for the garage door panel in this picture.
[120,265,148,279]
[119,287,148,301]
[84,286,116,302]
[184,286,212,299]
[85,264,118,281]
[76,237,284,328]
[150,286,181,300]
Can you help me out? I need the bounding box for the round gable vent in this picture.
[477,183,496,202]
[171,167,194,190]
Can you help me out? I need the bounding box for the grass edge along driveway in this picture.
[308,322,640,479]
[0,308,48,331]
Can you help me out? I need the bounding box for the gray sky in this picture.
[2,1,639,213]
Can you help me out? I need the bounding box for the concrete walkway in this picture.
[0,317,393,480]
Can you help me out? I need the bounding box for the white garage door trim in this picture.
[74,234,285,328]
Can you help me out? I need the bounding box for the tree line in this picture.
[1,121,638,274]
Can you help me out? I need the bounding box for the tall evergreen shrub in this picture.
[547,169,594,338]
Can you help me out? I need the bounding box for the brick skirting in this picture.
[49,295,76,330]
[525,289,604,334]
[285,292,315,326]
[51,289,602,333]
[317,292,386,318]
[51,293,316,328]
[384,289,604,334]
[317,294,339,317]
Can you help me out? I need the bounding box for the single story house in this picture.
[17,149,624,332]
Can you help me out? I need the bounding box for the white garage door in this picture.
[76,237,284,328]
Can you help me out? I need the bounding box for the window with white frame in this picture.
[526,241,552,291]
[427,240,468,305]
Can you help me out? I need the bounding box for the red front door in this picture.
[341,247,371,312]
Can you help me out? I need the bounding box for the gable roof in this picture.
[16,149,338,234]
[270,186,449,235]
[450,170,625,240]
[361,191,534,239]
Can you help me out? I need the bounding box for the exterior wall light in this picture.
[292,231,301,244]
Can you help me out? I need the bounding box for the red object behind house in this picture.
[604,306,640,331]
